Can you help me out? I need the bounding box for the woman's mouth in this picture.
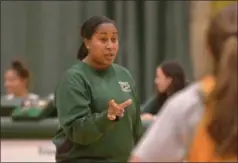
[104,54,114,60]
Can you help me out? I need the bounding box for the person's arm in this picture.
[140,95,157,114]
[125,69,143,144]
[133,89,143,144]
[128,86,202,162]
[56,72,116,145]
[129,78,143,144]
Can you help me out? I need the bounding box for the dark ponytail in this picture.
[77,42,88,60]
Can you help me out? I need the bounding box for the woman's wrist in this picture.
[107,113,116,121]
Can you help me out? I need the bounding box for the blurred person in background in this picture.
[53,16,142,163]
[129,3,237,162]
[141,61,187,122]
[3,60,39,100]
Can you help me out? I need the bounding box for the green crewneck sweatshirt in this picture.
[53,61,142,163]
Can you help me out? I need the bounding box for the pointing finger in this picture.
[119,99,132,109]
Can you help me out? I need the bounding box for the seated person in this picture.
[141,61,188,121]
[45,93,57,117]
[47,93,55,101]
[3,60,39,101]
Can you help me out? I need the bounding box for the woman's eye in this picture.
[111,38,117,42]
[100,38,107,42]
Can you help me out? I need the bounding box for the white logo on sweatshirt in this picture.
[118,81,131,92]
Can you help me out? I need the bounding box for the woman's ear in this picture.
[22,78,30,89]
[166,77,172,86]
[84,38,90,49]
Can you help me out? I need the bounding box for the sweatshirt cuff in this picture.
[95,111,117,133]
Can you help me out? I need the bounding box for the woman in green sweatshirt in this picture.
[53,16,142,163]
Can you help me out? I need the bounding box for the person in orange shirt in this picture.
[129,3,237,162]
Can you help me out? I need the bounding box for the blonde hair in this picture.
[206,4,237,156]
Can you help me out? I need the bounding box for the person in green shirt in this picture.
[53,16,142,163]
